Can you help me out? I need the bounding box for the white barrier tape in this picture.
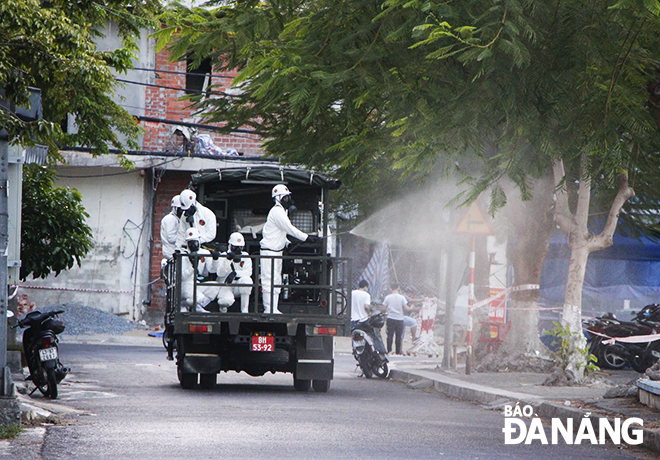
[587,329,660,345]
[473,284,540,309]
[21,285,134,295]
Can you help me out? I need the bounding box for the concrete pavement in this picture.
[4,330,660,455]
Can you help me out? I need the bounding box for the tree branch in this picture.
[552,159,573,233]
[588,172,635,251]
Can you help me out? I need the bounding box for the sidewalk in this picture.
[372,335,660,454]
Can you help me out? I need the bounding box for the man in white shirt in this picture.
[351,280,371,330]
[259,184,319,314]
[383,284,408,355]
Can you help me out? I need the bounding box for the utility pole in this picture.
[1,87,42,425]
[0,139,9,397]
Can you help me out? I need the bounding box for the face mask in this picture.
[187,241,200,252]
[280,195,295,210]
[176,208,184,218]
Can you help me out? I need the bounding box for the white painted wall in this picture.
[22,162,150,320]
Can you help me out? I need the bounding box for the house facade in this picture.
[22,22,268,324]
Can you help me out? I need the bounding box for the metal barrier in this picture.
[163,252,351,318]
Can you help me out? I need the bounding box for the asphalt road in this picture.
[25,343,653,459]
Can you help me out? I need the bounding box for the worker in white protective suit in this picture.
[180,228,234,313]
[175,189,217,249]
[259,184,319,314]
[160,195,182,262]
[216,232,253,313]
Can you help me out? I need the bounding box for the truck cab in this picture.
[162,166,351,392]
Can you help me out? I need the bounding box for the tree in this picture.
[158,1,660,379]
[2,0,160,279]
[20,164,93,280]
[1,0,160,159]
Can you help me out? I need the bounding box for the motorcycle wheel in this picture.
[599,345,628,370]
[359,356,373,379]
[46,367,58,399]
[35,374,49,397]
[631,354,653,373]
[374,362,389,379]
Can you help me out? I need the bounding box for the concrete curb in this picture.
[390,368,660,453]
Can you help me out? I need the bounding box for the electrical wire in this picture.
[115,78,230,96]
[132,67,235,80]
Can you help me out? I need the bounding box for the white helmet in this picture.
[171,195,181,208]
[228,232,245,247]
[185,227,201,242]
[180,190,197,210]
[271,184,291,199]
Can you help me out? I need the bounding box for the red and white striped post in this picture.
[466,235,476,375]
[454,201,493,375]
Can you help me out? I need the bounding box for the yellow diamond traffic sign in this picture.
[455,201,493,235]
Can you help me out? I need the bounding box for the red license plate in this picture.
[251,335,274,352]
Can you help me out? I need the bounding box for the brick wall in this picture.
[143,48,266,322]
[143,50,263,156]
[147,171,194,320]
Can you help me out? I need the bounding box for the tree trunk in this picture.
[477,176,555,371]
[500,175,555,356]
[553,156,635,381]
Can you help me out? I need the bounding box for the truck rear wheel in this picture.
[293,374,311,392]
[312,379,330,393]
[178,365,198,389]
[200,373,216,390]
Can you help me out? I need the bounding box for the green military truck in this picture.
[162,166,351,392]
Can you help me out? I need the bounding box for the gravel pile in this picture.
[42,304,140,336]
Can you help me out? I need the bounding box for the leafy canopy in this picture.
[1,0,160,159]
[21,164,93,280]
[157,1,660,228]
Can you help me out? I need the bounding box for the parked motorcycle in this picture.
[585,311,660,373]
[352,313,389,379]
[13,310,69,399]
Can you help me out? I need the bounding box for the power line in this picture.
[132,67,235,80]
[135,115,262,135]
[115,78,222,96]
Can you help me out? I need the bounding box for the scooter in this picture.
[352,313,389,379]
[13,310,69,399]
[585,312,660,372]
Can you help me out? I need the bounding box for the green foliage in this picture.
[20,164,93,280]
[0,0,160,156]
[157,0,660,231]
[0,424,23,440]
[543,321,599,374]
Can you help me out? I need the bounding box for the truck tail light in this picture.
[314,327,337,336]
[189,324,212,333]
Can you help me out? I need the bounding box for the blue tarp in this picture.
[539,230,660,319]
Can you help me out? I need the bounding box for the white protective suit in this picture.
[260,200,309,314]
[160,211,180,260]
[217,252,253,313]
[175,191,217,249]
[180,249,235,313]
